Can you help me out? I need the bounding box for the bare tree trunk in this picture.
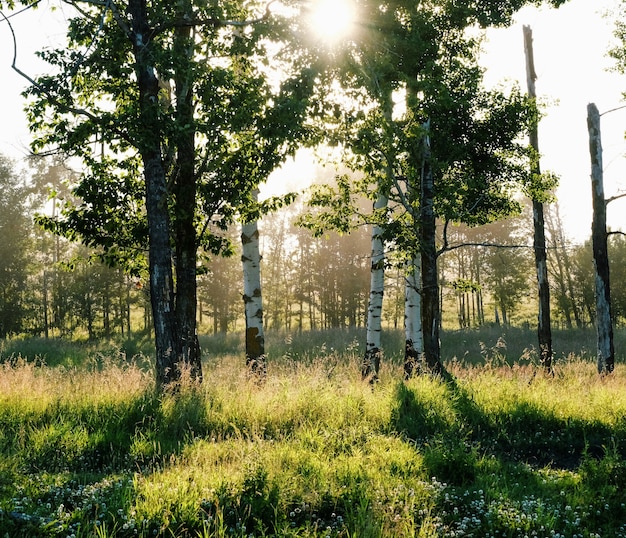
[587,102,615,374]
[419,121,444,376]
[173,16,202,382]
[130,0,178,387]
[362,193,387,382]
[524,25,553,373]
[404,256,423,379]
[242,189,266,378]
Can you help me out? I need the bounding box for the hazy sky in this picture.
[482,0,626,243]
[1,0,625,242]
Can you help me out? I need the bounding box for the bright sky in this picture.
[1,0,625,242]
[481,0,626,243]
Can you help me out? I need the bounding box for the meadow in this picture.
[0,327,625,537]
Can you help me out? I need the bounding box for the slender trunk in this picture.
[534,203,552,368]
[404,256,423,379]
[588,102,614,374]
[524,25,552,373]
[43,270,49,339]
[173,18,202,382]
[362,194,387,382]
[420,121,444,376]
[242,189,266,378]
[130,0,177,387]
[363,93,395,382]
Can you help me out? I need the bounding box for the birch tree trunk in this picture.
[241,189,266,377]
[404,256,423,379]
[524,25,553,373]
[362,193,387,382]
[587,102,615,374]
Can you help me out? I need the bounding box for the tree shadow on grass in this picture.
[391,375,626,475]
[390,375,626,535]
[0,384,216,536]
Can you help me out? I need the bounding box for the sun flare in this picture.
[308,0,356,42]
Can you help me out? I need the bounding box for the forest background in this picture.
[0,0,625,351]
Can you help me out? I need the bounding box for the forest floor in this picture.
[0,327,625,537]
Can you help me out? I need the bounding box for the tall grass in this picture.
[1,329,626,536]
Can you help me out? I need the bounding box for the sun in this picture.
[308,0,356,42]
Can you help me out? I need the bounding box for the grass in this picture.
[0,327,625,536]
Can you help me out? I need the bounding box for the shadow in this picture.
[389,374,626,533]
[390,372,626,480]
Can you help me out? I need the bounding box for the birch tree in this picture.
[241,189,266,377]
[362,193,387,381]
[587,103,614,375]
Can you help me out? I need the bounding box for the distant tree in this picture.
[570,240,596,326]
[444,225,487,328]
[607,234,626,324]
[481,217,534,325]
[198,227,241,335]
[261,210,294,331]
[0,155,32,338]
[545,202,582,329]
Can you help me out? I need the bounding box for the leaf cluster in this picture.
[21,0,324,271]
[299,0,562,256]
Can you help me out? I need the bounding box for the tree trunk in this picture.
[587,102,615,374]
[524,25,553,373]
[173,16,203,382]
[241,189,266,378]
[43,270,49,339]
[419,121,444,376]
[404,256,423,379]
[362,193,387,382]
[130,0,178,387]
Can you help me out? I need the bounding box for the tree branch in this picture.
[606,192,626,205]
[442,241,548,254]
[151,0,276,36]
[0,6,133,149]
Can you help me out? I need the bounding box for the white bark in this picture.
[241,189,265,375]
[404,255,423,378]
[588,103,614,374]
[362,193,387,381]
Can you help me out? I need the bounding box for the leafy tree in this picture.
[0,155,32,337]
[9,0,316,386]
[305,0,568,377]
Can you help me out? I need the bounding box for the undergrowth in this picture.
[0,329,625,537]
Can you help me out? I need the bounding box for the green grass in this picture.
[1,328,626,536]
